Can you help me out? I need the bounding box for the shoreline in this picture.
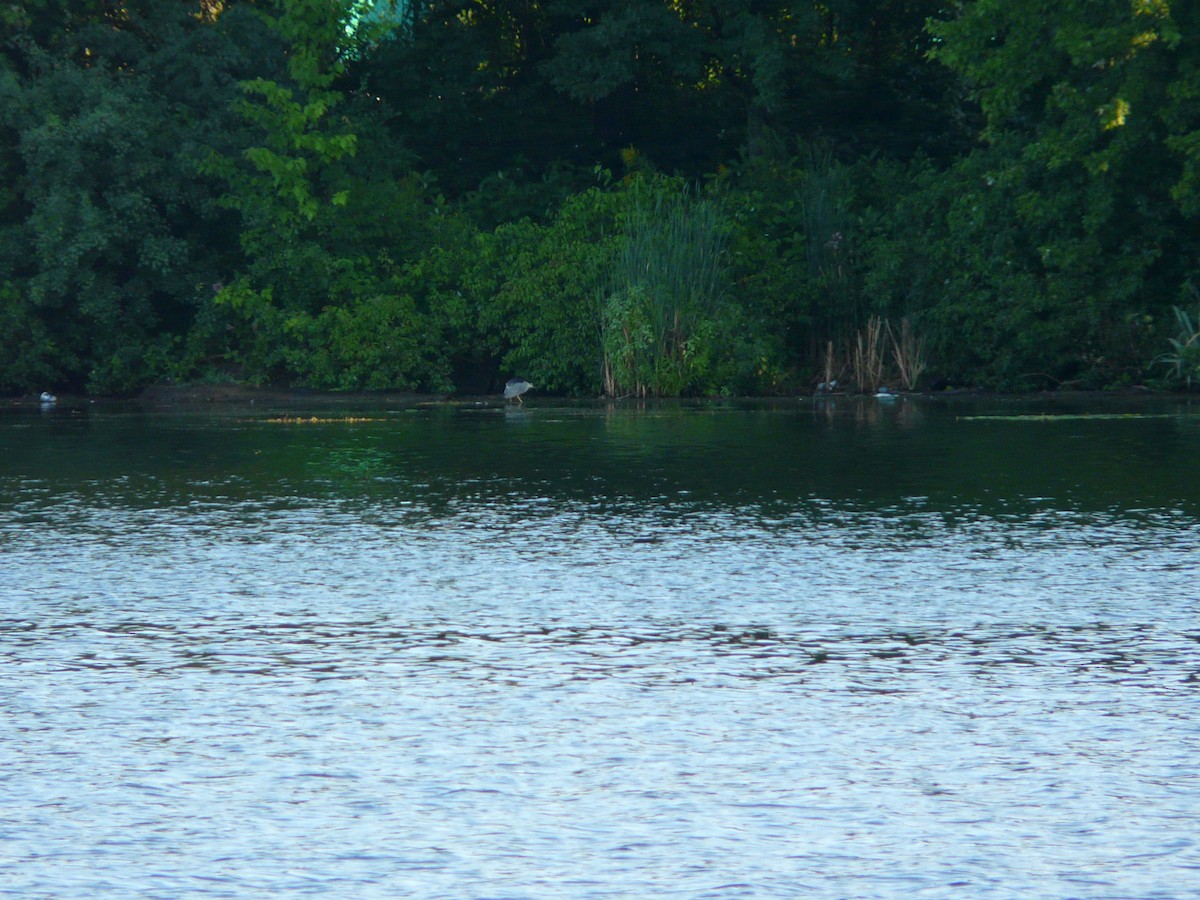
[3,380,1191,411]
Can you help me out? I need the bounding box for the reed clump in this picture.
[1155,285,1200,388]
[888,317,927,391]
[825,315,928,393]
[852,316,888,394]
[601,187,730,397]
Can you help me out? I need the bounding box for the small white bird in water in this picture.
[504,378,534,404]
[39,391,57,405]
[875,386,896,399]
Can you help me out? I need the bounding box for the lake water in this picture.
[2,395,1198,898]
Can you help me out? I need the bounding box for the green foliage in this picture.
[0,281,64,389]
[436,174,786,397]
[916,0,1199,388]
[600,284,654,396]
[1160,5,1200,216]
[1155,287,1200,388]
[202,0,359,251]
[186,0,457,391]
[721,150,867,388]
[722,162,812,375]
[364,0,960,196]
[0,2,251,393]
[283,292,435,391]
[202,280,288,385]
[1,0,1197,398]
[601,183,732,396]
[483,187,623,395]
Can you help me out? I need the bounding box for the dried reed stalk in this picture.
[888,317,927,391]
[852,316,887,393]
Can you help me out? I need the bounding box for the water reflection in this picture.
[2,399,1199,898]
[6,397,1200,514]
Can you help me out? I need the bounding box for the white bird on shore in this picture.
[504,378,534,405]
[39,392,57,405]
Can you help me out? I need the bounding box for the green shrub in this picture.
[1156,297,1200,388]
[283,292,443,391]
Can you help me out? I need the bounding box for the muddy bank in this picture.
[5,381,1184,412]
[136,383,451,408]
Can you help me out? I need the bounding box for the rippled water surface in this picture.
[2,396,1199,898]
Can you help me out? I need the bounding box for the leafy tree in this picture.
[193,0,453,389]
[358,0,596,199]
[916,0,1200,387]
[201,0,358,259]
[0,1,261,393]
[364,0,960,202]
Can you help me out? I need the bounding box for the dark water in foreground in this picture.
[2,396,1198,898]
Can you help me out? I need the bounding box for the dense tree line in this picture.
[2,0,1198,396]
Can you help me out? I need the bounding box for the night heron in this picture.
[503,378,534,404]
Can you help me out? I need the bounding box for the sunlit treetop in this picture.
[345,0,413,42]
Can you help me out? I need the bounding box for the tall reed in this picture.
[819,339,839,390]
[852,316,887,393]
[800,151,850,281]
[888,317,927,391]
[602,187,730,396]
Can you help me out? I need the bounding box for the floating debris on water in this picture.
[958,413,1184,421]
[264,416,387,424]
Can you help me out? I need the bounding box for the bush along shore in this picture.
[3,1,1198,399]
